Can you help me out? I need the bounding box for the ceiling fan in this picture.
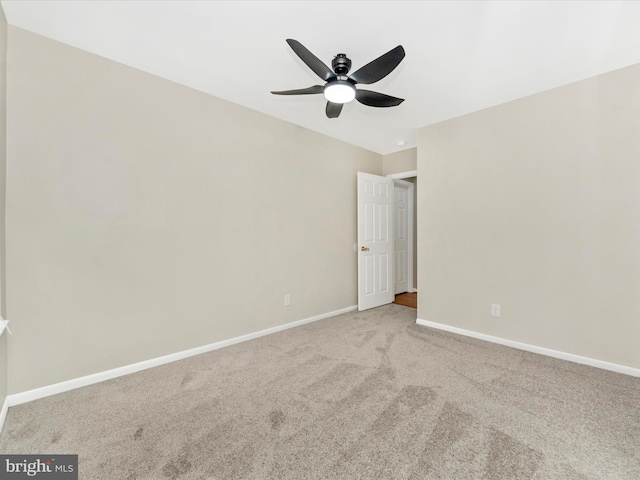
[271,39,405,119]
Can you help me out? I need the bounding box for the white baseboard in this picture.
[416,318,640,378]
[0,396,8,433]
[7,305,358,408]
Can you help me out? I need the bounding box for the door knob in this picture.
[360,246,370,251]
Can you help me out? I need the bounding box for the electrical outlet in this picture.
[284,295,291,307]
[491,304,501,317]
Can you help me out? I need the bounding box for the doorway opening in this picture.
[388,171,417,310]
[392,178,415,296]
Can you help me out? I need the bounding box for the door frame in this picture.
[387,170,417,180]
[387,170,417,293]
[393,179,414,294]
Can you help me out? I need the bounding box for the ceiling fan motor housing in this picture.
[332,54,352,75]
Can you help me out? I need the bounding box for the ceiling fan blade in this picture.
[286,39,336,82]
[355,89,404,107]
[349,45,405,85]
[326,101,343,118]
[271,85,324,95]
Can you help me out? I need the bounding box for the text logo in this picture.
[0,455,78,479]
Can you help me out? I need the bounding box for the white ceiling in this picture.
[4,1,640,155]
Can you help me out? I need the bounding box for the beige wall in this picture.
[418,63,640,369]
[0,6,7,404]
[6,27,382,394]
[383,147,417,176]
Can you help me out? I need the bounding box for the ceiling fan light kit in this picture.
[323,79,356,104]
[272,39,405,118]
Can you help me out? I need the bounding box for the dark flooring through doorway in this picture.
[393,292,417,308]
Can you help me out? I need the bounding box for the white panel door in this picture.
[357,172,394,311]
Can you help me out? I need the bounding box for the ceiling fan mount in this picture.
[271,39,405,119]
[331,54,352,75]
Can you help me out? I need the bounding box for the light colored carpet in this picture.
[1,304,639,479]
